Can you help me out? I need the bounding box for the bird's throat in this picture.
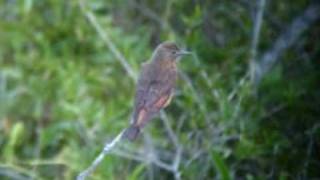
[155,59,177,70]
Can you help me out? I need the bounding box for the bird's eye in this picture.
[172,51,177,55]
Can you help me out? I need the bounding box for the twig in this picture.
[0,164,34,180]
[163,0,174,27]
[302,124,320,178]
[227,72,250,101]
[172,146,182,180]
[143,133,156,179]
[77,130,125,180]
[111,148,175,172]
[253,2,320,85]
[160,112,182,180]
[185,149,204,167]
[178,71,206,114]
[260,103,287,120]
[160,112,180,149]
[129,0,166,29]
[249,0,266,84]
[77,1,138,177]
[79,0,137,81]
[0,169,29,180]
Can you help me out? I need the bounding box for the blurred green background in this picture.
[0,0,319,179]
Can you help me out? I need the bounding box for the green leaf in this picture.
[211,151,231,180]
[128,164,145,180]
[4,122,25,161]
[8,122,25,147]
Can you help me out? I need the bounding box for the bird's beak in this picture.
[176,49,192,56]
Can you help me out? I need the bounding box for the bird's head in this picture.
[152,42,191,62]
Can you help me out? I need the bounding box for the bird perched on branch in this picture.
[123,42,191,141]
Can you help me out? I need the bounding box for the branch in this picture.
[79,0,137,81]
[160,112,182,180]
[77,130,125,180]
[77,1,138,176]
[251,0,266,53]
[129,0,167,29]
[0,164,34,180]
[253,2,320,85]
[0,168,29,180]
[249,0,266,83]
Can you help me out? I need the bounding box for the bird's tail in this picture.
[123,125,140,141]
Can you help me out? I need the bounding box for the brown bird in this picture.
[123,42,191,141]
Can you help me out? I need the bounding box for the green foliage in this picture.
[0,0,319,179]
[4,122,25,162]
[211,151,232,180]
[128,164,146,180]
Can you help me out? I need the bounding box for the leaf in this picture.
[8,122,25,147]
[211,151,231,180]
[128,164,145,180]
[4,122,25,161]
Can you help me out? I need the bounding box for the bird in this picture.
[123,41,191,141]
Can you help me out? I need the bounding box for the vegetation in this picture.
[0,0,319,179]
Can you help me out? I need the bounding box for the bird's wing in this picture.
[131,62,176,127]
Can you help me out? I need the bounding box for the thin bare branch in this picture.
[77,130,125,180]
[160,112,180,149]
[79,0,137,81]
[129,0,166,29]
[253,3,320,85]
[249,0,266,84]
[0,164,34,180]
[159,112,182,180]
[112,148,176,172]
[77,1,137,178]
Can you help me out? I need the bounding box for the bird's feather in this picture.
[131,61,176,128]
